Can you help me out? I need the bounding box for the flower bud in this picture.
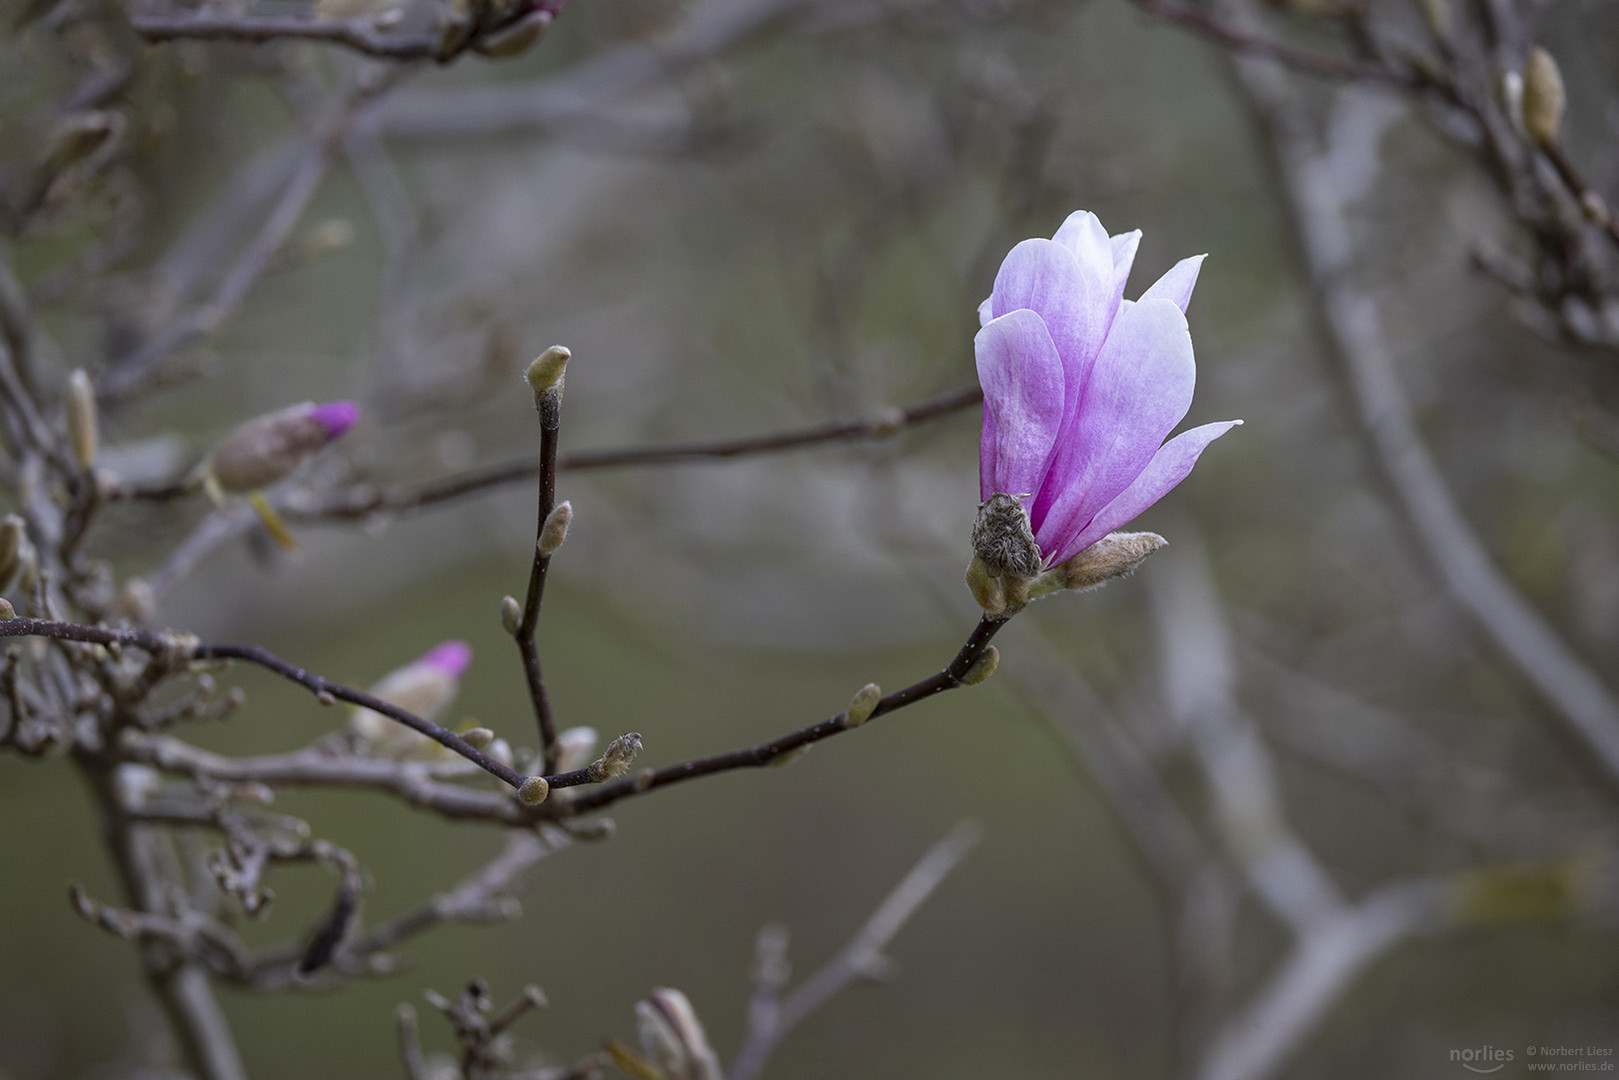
[526,346,570,402]
[0,598,14,620]
[587,732,643,782]
[972,493,1041,579]
[350,641,472,751]
[538,501,572,557]
[65,369,97,471]
[460,726,496,749]
[518,775,550,805]
[845,683,881,728]
[500,595,522,635]
[1058,531,1167,591]
[636,988,722,1080]
[959,645,999,686]
[1522,46,1566,148]
[207,400,359,495]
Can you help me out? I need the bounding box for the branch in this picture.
[557,616,1006,815]
[130,9,456,60]
[515,371,563,771]
[727,820,982,1080]
[1130,0,1400,85]
[290,383,983,521]
[0,618,529,789]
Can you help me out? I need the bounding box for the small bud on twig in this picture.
[518,775,550,805]
[538,501,573,557]
[959,646,999,686]
[845,683,881,728]
[500,595,522,635]
[1523,46,1566,148]
[461,726,496,749]
[587,732,643,782]
[1058,531,1168,591]
[65,369,98,472]
[0,598,14,620]
[526,346,570,403]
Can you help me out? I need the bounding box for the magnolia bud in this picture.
[350,641,472,750]
[972,493,1041,579]
[1059,531,1167,591]
[207,401,358,494]
[636,988,723,1080]
[538,501,572,557]
[845,683,881,728]
[518,775,550,804]
[460,726,495,749]
[959,646,999,686]
[1522,46,1566,148]
[500,595,522,635]
[526,346,570,401]
[65,369,97,471]
[0,598,14,620]
[588,732,642,781]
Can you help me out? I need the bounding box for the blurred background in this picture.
[2,0,1618,1077]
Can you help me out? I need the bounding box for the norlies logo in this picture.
[1453,1047,1516,1074]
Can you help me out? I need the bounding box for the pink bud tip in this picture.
[419,640,472,679]
[309,401,359,441]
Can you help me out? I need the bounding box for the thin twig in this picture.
[516,385,561,771]
[727,821,982,1080]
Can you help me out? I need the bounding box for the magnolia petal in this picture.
[991,239,1108,377]
[1052,211,1114,283]
[975,309,1067,500]
[1139,254,1206,314]
[978,295,994,328]
[1033,297,1196,556]
[1052,419,1241,564]
[1109,230,1142,308]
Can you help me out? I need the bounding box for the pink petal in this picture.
[1139,254,1206,314]
[991,238,1109,398]
[309,400,359,441]
[1033,297,1196,557]
[419,640,473,679]
[978,295,994,328]
[1051,211,1114,284]
[1109,229,1142,307]
[976,309,1067,500]
[1053,419,1241,564]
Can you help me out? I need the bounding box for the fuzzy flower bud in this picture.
[206,400,358,494]
[538,501,572,557]
[959,646,999,686]
[526,346,570,402]
[636,988,723,1080]
[587,732,643,782]
[460,726,496,749]
[1522,46,1566,148]
[518,775,550,805]
[65,369,98,471]
[350,641,472,752]
[500,595,522,635]
[845,683,881,728]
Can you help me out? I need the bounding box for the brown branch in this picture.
[129,10,452,60]
[557,616,1007,815]
[516,384,561,772]
[0,618,529,789]
[291,383,983,521]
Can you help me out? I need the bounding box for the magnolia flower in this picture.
[350,640,473,754]
[205,401,358,496]
[976,211,1240,572]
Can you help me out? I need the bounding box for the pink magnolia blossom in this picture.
[976,211,1240,568]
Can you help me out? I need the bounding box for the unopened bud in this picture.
[636,988,723,1080]
[526,346,570,401]
[845,683,881,728]
[207,401,358,494]
[588,732,642,781]
[972,493,1041,579]
[959,646,999,686]
[518,775,550,805]
[500,595,522,635]
[461,726,495,749]
[0,598,14,620]
[1058,531,1167,591]
[1523,46,1566,148]
[538,501,572,557]
[65,370,98,471]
